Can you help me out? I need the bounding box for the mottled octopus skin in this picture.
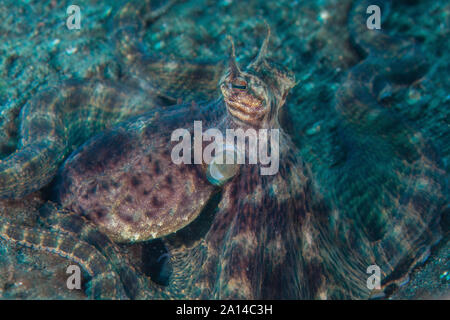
[56,101,224,242]
[0,0,446,300]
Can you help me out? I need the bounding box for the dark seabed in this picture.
[0,0,448,299]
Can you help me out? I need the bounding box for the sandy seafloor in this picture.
[0,0,448,299]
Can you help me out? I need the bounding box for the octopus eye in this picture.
[231,78,247,90]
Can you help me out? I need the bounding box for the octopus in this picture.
[0,0,446,299]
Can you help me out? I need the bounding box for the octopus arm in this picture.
[0,81,163,199]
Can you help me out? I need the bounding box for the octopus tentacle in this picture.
[37,203,165,299]
[0,1,190,200]
[0,214,127,299]
[204,151,312,299]
[159,134,331,299]
[0,81,162,199]
[329,0,446,296]
[112,0,225,104]
[0,80,45,156]
[0,0,223,200]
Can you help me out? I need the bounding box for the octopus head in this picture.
[220,27,296,128]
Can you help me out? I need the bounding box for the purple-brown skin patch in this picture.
[57,118,216,243]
